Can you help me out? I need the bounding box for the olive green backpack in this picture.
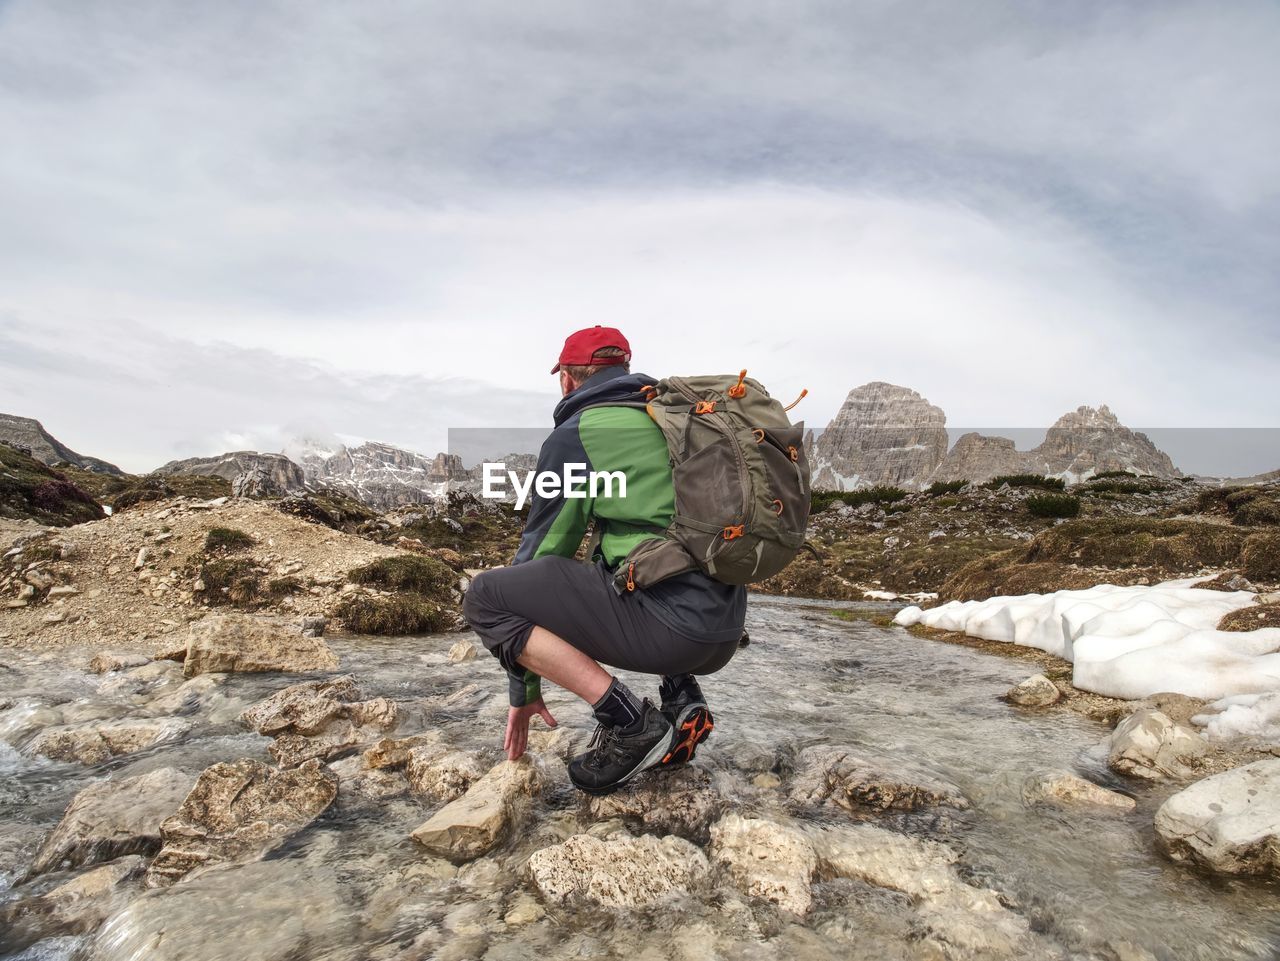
[603,370,811,592]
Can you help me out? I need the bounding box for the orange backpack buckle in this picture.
[721,524,745,540]
[694,400,717,415]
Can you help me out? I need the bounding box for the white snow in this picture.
[1193,692,1280,747]
[893,580,1280,702]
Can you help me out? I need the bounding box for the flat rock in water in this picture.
[586,765,727,841]
[239,676,398,768]
[88,652,152,674]
[406,747,487,802]
[1022,772,1135,812]
[410,758,541,861]
[145,758,338,887]
[789,745,969,813]
[1006,674,1061,707]
[0,855,145,953]
[1107,709,1207,781]
[28,718,189,765]
[527,833,709,908]
[709,813,817,915]
[182,614,339,677]
[363,732,442,770]
[32,767,196,875]
[1155,759,1280,876]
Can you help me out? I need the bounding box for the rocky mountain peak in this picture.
[810,383,949,490]
[0,413,124,476]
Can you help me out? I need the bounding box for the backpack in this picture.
[603,370,811,591]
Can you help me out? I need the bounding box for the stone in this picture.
[32,768,196,874]
[1154,759,1280,876]
[1107,709,1207,781]
[503,891,545,926]
[406,747,488,802]
[789,744,968,812]
[528,833,710,908]
[1021,772,1135,812]
[134,547,150,571]
[300,615,326,638]
[0,856,145,953]
[363,732,443,769]
[239,676,398,768]
[810,382,949,490]
[448,639,478,662]
[145,758,338,886]
[410,758,541,861]
[1132,692,1206,727]
[182,613,339,677]
[28,718,189,765]
[1006,674,1061,707]
[88,652,152,674]
[708,814,817,915]
[585,765,726,840]
[327,756,409,800]
[47,585,79,598]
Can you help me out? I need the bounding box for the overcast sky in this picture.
[1,0,1277,474]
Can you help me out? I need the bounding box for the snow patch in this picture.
[894,581,1280,702]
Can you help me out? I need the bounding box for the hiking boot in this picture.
[567,699,673,796]
[658,676,715,767]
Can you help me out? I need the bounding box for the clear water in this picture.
[1,596,1277,961]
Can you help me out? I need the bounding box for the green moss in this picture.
[348,555,457,596]
[333,594,453,635]
[204,526,255,554]
[1026,493,1081,518]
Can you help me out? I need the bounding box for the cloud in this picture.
[0,0,1276,474]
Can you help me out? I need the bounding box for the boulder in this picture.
[406,747,487,802]
[145,758,338,886]
[239,676,398,768]
[0,856,144,953]
[1155,759,1280,876]
[182,614,339,677]
[32,767,196,874]
[326,756,409,800]
[363,732,442,770]
[410,758,541,861]
[1022,772,1135,813]
[88,652,152,674]
[1006,674,1061,707]
[585,765,726,841]
[708,814,817,915]
[28,718,189,765]
[528,833,709,908]
[789,745,969,813]
[1107,709,1207,781]
[448,639,478,662]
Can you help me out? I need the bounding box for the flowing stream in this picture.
[1,595,1277,961]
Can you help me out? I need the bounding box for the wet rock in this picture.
[327,755,409,800]
[503,891,545,926]
[1006,674,1060,707]
[585,765,726,841]
[1132,692,1207,727]
[406,747,487,802]
[1107,709,1207,781]
[239,676,399,768]
[28,718,189,765]
[32,767,196,874]
[709,813,817,915]
[96,858,355,961]
[448,639,478,662]
[528,832,709,908]
[145,758,338,886]
[363,732,443,769]
[410,758,542,861]
[0,856,144,953]
[1022,772,1135,813]
[1154,759,1280,876]
[88,652,152,674]
[145,674,226,716]
[789,745,969,813]
[182,613,339,677]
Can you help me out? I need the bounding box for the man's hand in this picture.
[504,698,558,761]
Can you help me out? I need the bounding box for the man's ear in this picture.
[559,370,577,396]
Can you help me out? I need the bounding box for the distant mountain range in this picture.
[1,386,1271,509]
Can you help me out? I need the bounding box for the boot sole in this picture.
[568,721,675,797]
[659,705,714,767]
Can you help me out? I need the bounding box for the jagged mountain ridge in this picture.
[0,414,124,475]
[811,384,1182,490]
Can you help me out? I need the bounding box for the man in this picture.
[463,325,747,796]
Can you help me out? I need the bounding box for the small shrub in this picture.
[984,474,1066,491]
[811,486,909,513]
[266,576,304,599]
[199,558,263,606]
[349,555,458,596]
[932,496,959,508]
[333,594,452,635]
[1085,480,1146,495]
[1091,470,1142,481]
[927,480,967,496]
[204,526,255,554]
[1242,531,1280,582]
[1234,498,1280,527]
[1026,494,1081,519]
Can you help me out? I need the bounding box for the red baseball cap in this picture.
[550,325,632,374]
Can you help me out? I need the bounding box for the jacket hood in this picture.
[552,367,654,427]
